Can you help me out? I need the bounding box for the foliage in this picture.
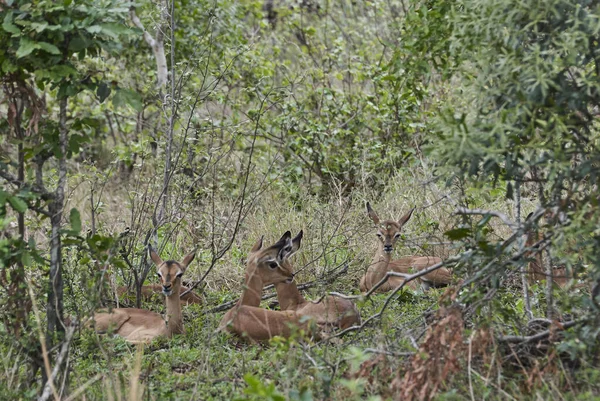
[1,0,600,399]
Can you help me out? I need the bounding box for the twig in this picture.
[63,374,102,401]
[499,318,584,344]
[39,325,76,401]
[206,263,349,313]
[455,207,517,230]
[364,348,414,357]
[26,280,59,401]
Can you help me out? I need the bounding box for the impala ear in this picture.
[276,231,292,244]
[181,251,196,271]
[277,235,293,262]
[284,230,303,259]
[149,248,163,266]
[250,236,264,253]
[398,207,415,227]
[366,202,380,225]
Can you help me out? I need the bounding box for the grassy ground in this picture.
[3,168,592,400]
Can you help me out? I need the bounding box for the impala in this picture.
[219,232,317,342]
[359,202,451,292]
[91,249,195,343]
[275,230,361,330]
[525,212,572,288]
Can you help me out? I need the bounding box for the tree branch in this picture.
[129,5,167,87]
[455,207,517,230]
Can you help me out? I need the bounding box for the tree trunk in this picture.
[515,180,533,320]
[47,97,68,344]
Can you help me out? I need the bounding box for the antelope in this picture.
[91,249,195,343]
[116,284,202,305]
[219,232,317,342]
[525,212,572,288]
[274,230,361,331]
[359,203,451,292]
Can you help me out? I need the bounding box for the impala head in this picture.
[247,231,299,285]
[367,202,414,254]
[149,248,196,296]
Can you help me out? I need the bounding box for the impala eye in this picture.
[394,233,401,239]
[376,232,383,238]
[176,272,183,278]
[268,261,278,269]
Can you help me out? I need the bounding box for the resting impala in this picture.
[359,203,451,292]
[525,212,572,288]
[91,249,195,343]
[116,284,202,305]
[275,230,361,330]
[219,232,317,342]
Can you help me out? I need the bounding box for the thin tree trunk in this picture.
[515,180,533,320]
[545,248,554,319]
[47,97,68,343]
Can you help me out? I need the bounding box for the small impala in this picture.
[91,249,195,343]
[359,202,451,292]
[219,232,317,342]
[525,212,572,288]
[274,230,361,331]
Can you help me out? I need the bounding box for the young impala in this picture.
[359,203,451,292]
[219,232,317,342]
[274,230,361,331]
[91,249,195,343]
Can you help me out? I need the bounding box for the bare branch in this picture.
[455,207,517,230]
[0,168,54,202]
[499,319,584,344]
[129,6,167,87]
[39,325,76,401]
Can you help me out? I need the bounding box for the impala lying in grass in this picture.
[91,249,195,343]
[274,230,361,331]
[219,232,317,342]
[360,203,451,293]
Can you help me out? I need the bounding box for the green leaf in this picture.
[37,42,61,55]
[444,227,471,240]
[96,82,111,103]
[85,25,102,34]
[113,88,142,111]
[69,208,81,234]
[2,12,20,35]
[30,21,49,32]
[21,252,32,267]
[8,195,28,213]
[16,38,40,58]
[68,35,91,52]
[100,23,128,38]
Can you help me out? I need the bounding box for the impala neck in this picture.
[239,269,263,307]
[274,281,306,310]
[371,242,392,271]
[165,281,184,335]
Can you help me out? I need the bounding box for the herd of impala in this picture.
[91,203,566,344]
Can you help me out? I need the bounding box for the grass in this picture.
[1,166,594,400]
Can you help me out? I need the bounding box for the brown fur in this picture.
[219,232,317,342]
[525,229,571,288]
[360,203,452,292]
[275,231,361,331]
[91,250,195,343]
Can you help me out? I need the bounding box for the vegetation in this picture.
[1,0,599,399]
